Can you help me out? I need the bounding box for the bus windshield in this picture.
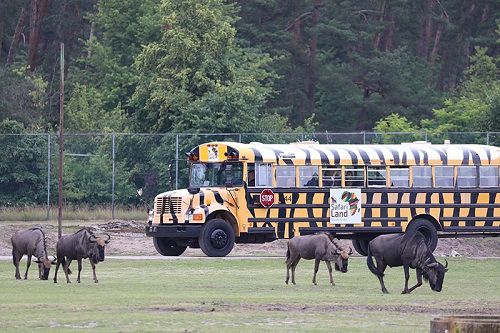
[190,162,243,187]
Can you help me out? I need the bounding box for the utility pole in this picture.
[58,43,64,239]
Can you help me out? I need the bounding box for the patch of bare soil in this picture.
[1,220,499,257]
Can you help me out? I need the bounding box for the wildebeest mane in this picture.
[28,227,48,258]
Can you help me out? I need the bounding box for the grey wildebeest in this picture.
[285,233,352,285]
[367,231,448,294]
[11,228,56,280]
[53,228,110,283]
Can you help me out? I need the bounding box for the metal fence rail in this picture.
[0,131,498,220]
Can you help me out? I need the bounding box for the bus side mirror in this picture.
[188,187,200,195]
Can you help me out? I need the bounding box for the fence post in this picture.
[111,133,115,220]
[486,132,490,145]
[47,134,51,221]
[175,134,179,189]
[363,131,366,144]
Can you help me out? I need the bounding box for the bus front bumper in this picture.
[145,224,202,238]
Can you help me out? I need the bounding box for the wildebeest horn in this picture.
[51,256,57,264]
[444,259,448,269]
[89,234,97,243]
[427,261,438,268]
[104,233,111,244]
[348,247,353,255]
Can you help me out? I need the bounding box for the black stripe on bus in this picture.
[430,147,447,165]
[343,147,358,165]
[248,203,499,209]
[296,147,311,165]
[212,190,224,204]
[387,147,400,165]
[380,192,388,224]
[452,192,460,226]
[199,190,205,205]
[251,148,263,162]
[372,147,386,164]
[485,147,491,164]
[315,148,330,165]
[328,148,341,165]
[357,148,371,165]
[277,192,286,238]
[248,217,407,223]
[402,151,407,165]
[410,148,421,165]
[306,192,317,227]
[364,192,373,219]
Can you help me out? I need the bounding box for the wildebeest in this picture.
[367,231,448,294]
[285,233,352,285]
[53,228,110,284]
[11,228,56,280]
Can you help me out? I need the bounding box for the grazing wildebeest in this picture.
[285,233,352,285]
[11,228,56,280]
[367,231,448,294]
[53,228,110,284]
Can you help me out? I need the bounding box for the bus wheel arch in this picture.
[153,237,188,256]
[199,217,236,257]
[206,210,239,237]
[406,215,440,252]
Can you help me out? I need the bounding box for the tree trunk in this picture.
[372,0,386,51]
[383,5,395,52]
[429,13,445,65]
[87,21,96,58]
[27,0,49,73]
[306,0,321,119]
[417,0,436,59]
[6,7,27,66]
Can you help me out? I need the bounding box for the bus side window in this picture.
[413,166,432,187]
[345,167,364,187]
[435,166,454,187]
[479,166,498,187]
[322,167,341,187]
[300,166,319,187]
[255,163,273,187]
[390,167,409,187]
[247,163,255,187]
[367,167,387,187]
[457,166,477,187]
[276,165,295,187]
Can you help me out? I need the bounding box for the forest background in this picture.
[0,0,499,207]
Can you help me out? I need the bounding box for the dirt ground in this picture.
[1,220,499,257]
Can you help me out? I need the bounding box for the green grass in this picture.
[0,205,145,222]
[0,258,498,332]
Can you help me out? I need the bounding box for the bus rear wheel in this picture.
[199,219,235,257]
[406,218,438,252]
[153,237,187,256]
[352,239,370,256]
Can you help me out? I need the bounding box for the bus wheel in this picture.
[352,239,369,256]
[199,219,235,257]
[406,218,438,252]
[153,237,187,256]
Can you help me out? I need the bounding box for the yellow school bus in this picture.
[145,141,500,257]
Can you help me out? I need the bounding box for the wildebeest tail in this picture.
[61,257,72,275]
[366,246,383,277]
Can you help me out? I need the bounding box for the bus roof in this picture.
[189,141,500,166]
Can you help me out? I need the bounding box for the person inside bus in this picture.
[247,169,255,187]
[324,169,341,187]
[345,171,353,187]
[305,173,319,186]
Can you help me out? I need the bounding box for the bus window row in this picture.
[247,163,499,188]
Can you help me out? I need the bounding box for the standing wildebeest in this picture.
[285,233,352,285]
[11,228,56,280]
[53,228,110,284]
[367,231,448,294]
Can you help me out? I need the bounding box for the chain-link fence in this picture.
[0,131,498,220]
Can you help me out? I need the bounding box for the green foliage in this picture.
[374,114,419,133]
[132,0,285,133]
[0,120,46,205]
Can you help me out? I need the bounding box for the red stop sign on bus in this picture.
[260,189,275,208]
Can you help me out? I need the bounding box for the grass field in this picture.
[0,257,498,332]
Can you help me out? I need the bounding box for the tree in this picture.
[132,0,284,133]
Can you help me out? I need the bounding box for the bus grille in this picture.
[156,196,182,215]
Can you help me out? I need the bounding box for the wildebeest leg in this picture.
[53,257,63,283]
[24,254,32,280]
[401,264,411,294]
[325,261,335,286]
[291,257,300,285]
[407,268,423,293]
[285,261,291,284]
[63,258,73,283]
[90,259,98,283]
[375,257,389,294]
[77,259,83,283]
[13,252,22,280]
[312,258,320,285]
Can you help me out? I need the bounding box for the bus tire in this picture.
[406,218,438,252]
[199,219,235,257]
[153,237,187,256]
[352,239,369,256]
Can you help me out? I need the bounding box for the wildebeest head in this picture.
[423,258,448,292]
[88,234,111,264]
[334,247,353,273]
[35,256,57,280]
